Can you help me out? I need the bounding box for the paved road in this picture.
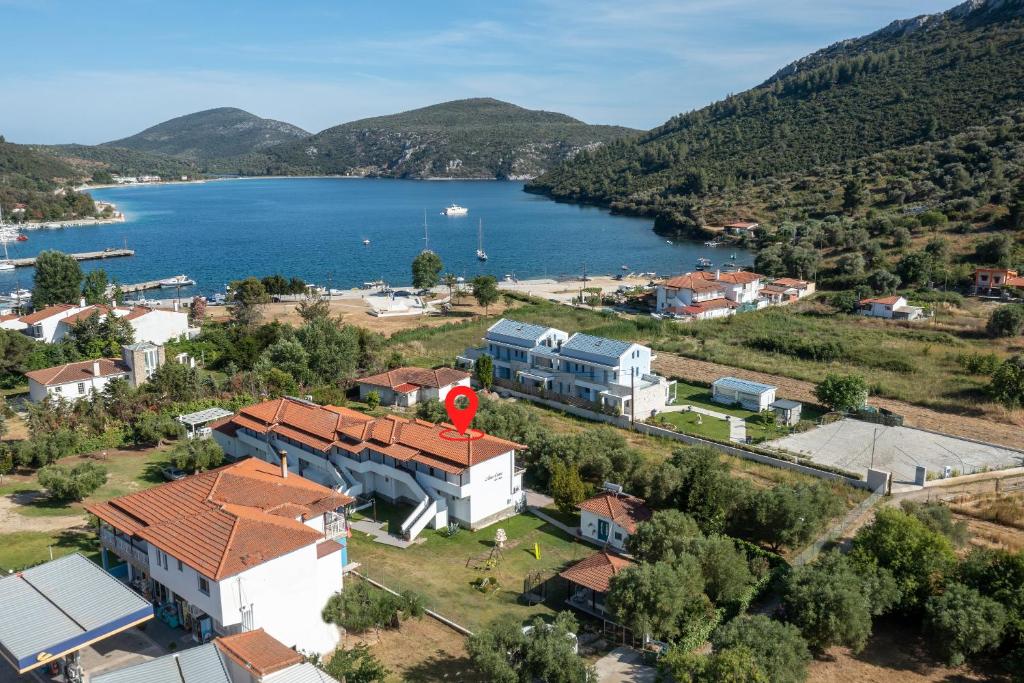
[594,647,657,682]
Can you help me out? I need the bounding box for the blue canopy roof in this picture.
[91,643,231,683]
[0,553,153,674]
[487,319,557,346]
[560,333,633,362]
[712,376,777,396]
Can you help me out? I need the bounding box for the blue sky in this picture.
[2,0,956,144]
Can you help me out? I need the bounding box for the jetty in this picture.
[118,278,188,294]
[10,248,135,268]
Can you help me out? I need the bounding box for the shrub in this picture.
[987,304,1024,338]
[365,390,381,410]
[37,462,108,501]
[170,438,225,473]
[814,373,868,412]
[924,583,1007,665]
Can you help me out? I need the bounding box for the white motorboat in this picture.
[9,288,31,300]
[476,219,488,261]
[159,275,196,288]
[362,239,371,245]
[0,208,16,270]
[441,204,468,216]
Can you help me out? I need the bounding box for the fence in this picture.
[791,483,887,567]
[351,569,474,636]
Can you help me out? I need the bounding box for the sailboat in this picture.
[421,210,433,253]
[476,219,488,261]
[0,208,15,271]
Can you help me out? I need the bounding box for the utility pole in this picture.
[870,427,879,470]
[630,369,636,429]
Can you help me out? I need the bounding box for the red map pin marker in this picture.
[445,386,479,435]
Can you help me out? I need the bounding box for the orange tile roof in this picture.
[25,357,129,386]
[358,366,470,391]
[1007,275,1024,287]
[578,491,651,534]
[559,552,635,593]
[216,628,303,677]
[19,303,75,325]
[85,458,352,580]
[716,271,763,285]
[317,539,343,559]
[59,305,111,325]
[224,397,524,474]
[666,298,739,316]
[0,313,20,323]
[661,273,725,292]
[120,306,154,321]
[860,295,902,305]
[772,278,810,288]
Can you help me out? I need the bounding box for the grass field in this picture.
[387,296,1014,416]
[0,530,99,571]
[656,410,731,441]
[350,506,592,634]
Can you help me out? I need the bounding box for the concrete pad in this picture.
[594,646,657,683]
[768,419,1024,484]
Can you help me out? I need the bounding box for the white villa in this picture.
[212,397,527,540]
[859,295,924,321]
[578,488,652,553]
[656,271,816,320]
[4,300,192,345]
[86,457,352,655]
[356,366,471,407]
[26,342,165,403]
[459,319,673,418]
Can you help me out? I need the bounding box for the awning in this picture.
[0,554,153,674]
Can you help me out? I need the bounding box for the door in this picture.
[597,519,609,541]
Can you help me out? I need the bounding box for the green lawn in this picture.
[0,530,99,572]
[349,505,593,633]
[655,410,731,441]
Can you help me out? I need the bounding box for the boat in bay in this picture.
[159,275,196,288]
[441,204,468,216]
[476,219,488,261]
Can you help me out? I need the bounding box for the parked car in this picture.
[161,466,186,481]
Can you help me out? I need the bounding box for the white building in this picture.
[212,397,526,540]
[11,300,191,345]
[656,270,767,320]
[578,489,651,553]
[356,366,471,407]
[711,376,777,411]
[859,295,924,321]
[86,457,352,655]
[25,342,165,403]
[460,319,673,418]
[759,277,816,306]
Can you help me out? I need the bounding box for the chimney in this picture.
[92,360,101,377]
[715,269,721,281]
[278,449,288,478]
[79,297,86,308]
[173,300,180,312]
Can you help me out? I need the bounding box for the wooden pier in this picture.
[10,248,135,267]
[119,279,173,294]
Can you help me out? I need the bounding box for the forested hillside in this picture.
[103,107,309,161]
[0,136,96,221]
[527,0,1024,228]
[264,98,637,179]
[36,144,201,180]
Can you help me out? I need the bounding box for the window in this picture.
[163,553,169,570]
[198,576,210,595]
[77,382,86,395]
[177,559,183,572]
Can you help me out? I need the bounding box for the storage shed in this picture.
[711,376,777,411]
[770,399,803,426]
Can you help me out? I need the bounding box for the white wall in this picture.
[466,451,519,527]
[579,509,630,551]
[29,372,128,404]
[124,309,190,345]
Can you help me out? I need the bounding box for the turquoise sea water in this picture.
[0,178,752,298]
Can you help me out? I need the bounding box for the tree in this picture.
[549,461,586,515]
[959,547,1024,650]
[973,234,1014,267]
[188,296,207,325]
[228,277,270,327]
[607,557,714,642]
[468,612,593,683]
[296,295,331,323]
[627,509,702,563]
[691,535,755,604]
[146,361,204,403]
[32,251,84,307]
[895,251,933,287]
[130,411,183,446]
[990,355,1024,408]
[814,373,867,412]
[411,251,443,289]
[0,448,13,485]
[81,268,109,305]
[842,179,866,212]
[731,483,842,552]
[475,354,494,390]
[711,615,811,683]
[783,551,876,653]
[851,508,957,609]
[365,390,380,410]
[294,317,361,384]
[900,501,969,547]
[320,645,389,683]
[924,583,1007,665]
[322,582,425,634]
[37,462,107,501]
[170,438,224,473]
[471,275,499,314]
[258,338,310,387]
[443,273,459,303]
[866,268,901,294]
[671,447,744,534]
[987,304,1024,338]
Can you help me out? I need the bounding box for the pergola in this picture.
[176,407,234,438]
[0,553,153,678]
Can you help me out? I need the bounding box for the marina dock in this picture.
[10,248,135,267]
[118,278,189,294]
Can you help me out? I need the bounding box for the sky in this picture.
[1,0,958,144]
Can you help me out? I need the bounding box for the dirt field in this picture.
[653,354,1024,450]
[346,617,482,683]
[808,620,998,683]
[948,489,1024,552]
[206,298,510,335]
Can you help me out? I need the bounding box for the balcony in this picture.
[100,527,150,568]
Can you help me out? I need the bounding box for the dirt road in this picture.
[653,354,1024,450]
[0,491,86,533]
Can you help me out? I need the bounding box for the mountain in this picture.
[0,137,97,221]
[34,144,201,179]
[527,0,1024,235]
[264,98,638,179]
[102,107,310,161]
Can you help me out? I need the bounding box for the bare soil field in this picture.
[808,621,999,683]
[653,354,1024,450]
[346,617,482,683]
[948,490,1024,552]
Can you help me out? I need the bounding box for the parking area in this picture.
[767,419,1024,485]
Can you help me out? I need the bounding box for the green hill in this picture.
[264,98,638,179]
[102,107,310,161]
[527,0,1024,223]
[34,144,202,179]
[0,136,96,221]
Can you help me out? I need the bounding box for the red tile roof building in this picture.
[356,366,471,407]
[215,628,304,677]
